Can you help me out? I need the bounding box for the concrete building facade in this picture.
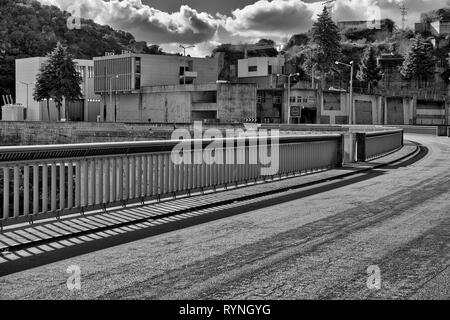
[415,19,450,36]
[15,57,101,122]
[97,82,257,124]
[237,56,285,79]
[94,53,245,123]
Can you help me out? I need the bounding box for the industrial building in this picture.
[15,57,101,122]
[415,18,450,35]
[93,52,257,123]
[237,56,288,123]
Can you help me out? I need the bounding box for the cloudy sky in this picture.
[39,0,450,56]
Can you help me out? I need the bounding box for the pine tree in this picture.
[34,42,82,121]
[357,45,382,93]
[399,35,436,88]
[33,62,53,121]
[304,6,342,87]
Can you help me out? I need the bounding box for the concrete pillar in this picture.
[315,89,321,124]
[343,132,357,163]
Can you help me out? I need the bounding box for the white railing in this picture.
[0,134,343,227]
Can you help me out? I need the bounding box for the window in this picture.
[289,96,296,103]
[257,95,266,103]
[79,66,85,79]
[297,96,302,103]
[135,75,141,90]
[135,57,141,74]
[248,65,258,72]
[268,65,272,75]
[303,98,308,103]
[273,96,282,104]
[88,66,94,78]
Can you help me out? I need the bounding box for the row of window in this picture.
[258,96,315,104]
[75,66,95,78]
[290,96,314,103]
[248,65,284,75]
[257,96,282,104]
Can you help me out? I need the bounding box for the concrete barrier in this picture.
[437,125,449,136]
[356,129,404,162]
[396,125,439,136]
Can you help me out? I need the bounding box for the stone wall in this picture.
[0,121,253,146]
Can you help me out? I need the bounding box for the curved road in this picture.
[0,134,449,300]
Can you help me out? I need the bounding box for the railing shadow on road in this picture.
[0,144,429,277]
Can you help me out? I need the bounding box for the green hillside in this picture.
[0,0,164,97]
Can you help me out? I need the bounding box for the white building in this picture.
[93,52,220,122]
[237,56,285,79]
[15,57,101,122]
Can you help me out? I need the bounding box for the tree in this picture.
[33,64,52,121]
[399,35,436,88]
[34,42,82,121]
[304,6,342,87]
[357,45,382,92]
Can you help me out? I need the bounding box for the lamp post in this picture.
[335,60,354,124]
[109,75,119,122]
[277,73,300,124]
[179,44,195,86]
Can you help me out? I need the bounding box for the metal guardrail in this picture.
[356,129,404,162]
[0,134,343,227]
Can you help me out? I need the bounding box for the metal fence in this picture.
[356,129,404,161]
[0,134,343,227]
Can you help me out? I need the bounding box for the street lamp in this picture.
[179,44,195,86]
[277,73,300,124]
[335,60,354,124]
[109,75,119,122]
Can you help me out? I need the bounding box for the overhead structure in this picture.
[400,1,408,30]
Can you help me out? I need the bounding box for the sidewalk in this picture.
[0,142,419,256]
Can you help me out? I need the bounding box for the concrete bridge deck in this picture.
[0,134,449,299]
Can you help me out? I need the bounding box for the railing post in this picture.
[336,134,344,167]
[3,167,9,219]
[356,133,366,162]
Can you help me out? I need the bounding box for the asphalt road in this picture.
[0,133,449,300]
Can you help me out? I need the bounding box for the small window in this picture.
[268,65,272,74]
[297,96,302,103]
[303,98,308,103]
[135,57,141,74]
[273,96,282,104]
[289,96,296,103]
[135,76,141,90]
[248,65,258,72]
[88,66,94,78]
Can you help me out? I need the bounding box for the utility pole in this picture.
[335,61,354,124]
[277,73,300,124]
[179,44,195,86]
[109,75,119,122]
[400,1,408,30]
